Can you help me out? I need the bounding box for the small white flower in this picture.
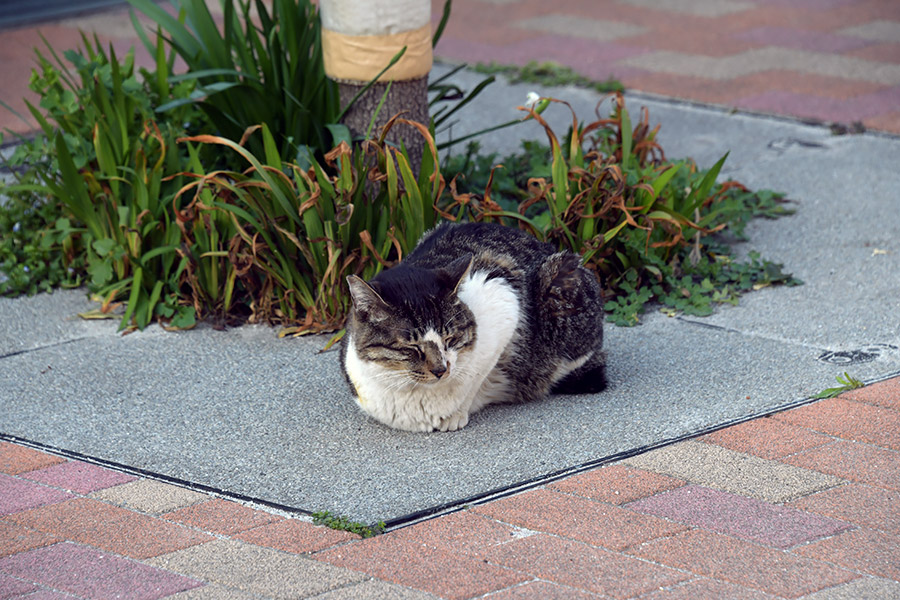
[12,222,20,233]
[525,92,541,110]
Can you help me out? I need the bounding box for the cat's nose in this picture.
[430,365,447,378]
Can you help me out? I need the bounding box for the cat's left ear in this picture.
[444,254,474,295]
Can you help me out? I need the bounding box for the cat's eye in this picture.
[403,345,425,360]
[444,333,466,348]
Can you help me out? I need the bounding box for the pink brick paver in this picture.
[22,460,136,494]
[0,542,203,599]
[0,474,73,516]
[627,484,852,549]
[0,572,38,597]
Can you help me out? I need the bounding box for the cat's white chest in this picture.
[345,271,520,431]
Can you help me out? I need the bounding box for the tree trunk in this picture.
[319,0,432,175]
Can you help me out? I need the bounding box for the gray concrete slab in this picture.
[1,307,895,524]
[2,66,899,525]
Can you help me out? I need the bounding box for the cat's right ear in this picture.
[346,276,391,322]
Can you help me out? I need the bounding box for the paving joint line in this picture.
[0,336,93,361]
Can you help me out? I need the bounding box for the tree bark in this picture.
[337,76,429,175]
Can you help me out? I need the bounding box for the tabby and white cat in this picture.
[341,222,606,432]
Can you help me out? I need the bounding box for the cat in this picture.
[341,222,607,432]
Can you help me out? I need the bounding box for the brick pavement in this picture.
[1,377,898,599]
[431,0,900,135]
[1,1,898,137]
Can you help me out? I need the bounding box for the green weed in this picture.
[812,372,865,399]
[312,510,385,538]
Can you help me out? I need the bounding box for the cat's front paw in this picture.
[437,410,470,432]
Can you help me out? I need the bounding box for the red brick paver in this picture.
[788,483,900,535]
[836,376,900,410]
[772,397,900,450]
[698,416,833,459]
[315,534,529,600]
[162,498,282,536]
[628,528,859,598]
[477,533,690,599]
[783,440,900,491]
[234,517,360,554]
[547,464,686,503]
[0,520,61,558]
[0,442,66,476]
[794,527,900,580]
[472,488,688,551]
[5,497,212,560]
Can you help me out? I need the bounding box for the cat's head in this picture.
[346,255,476,383]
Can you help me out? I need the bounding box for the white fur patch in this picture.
[550,352,593,385]
[346,270,520,432]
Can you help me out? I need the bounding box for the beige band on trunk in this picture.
[321,23,433,83]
